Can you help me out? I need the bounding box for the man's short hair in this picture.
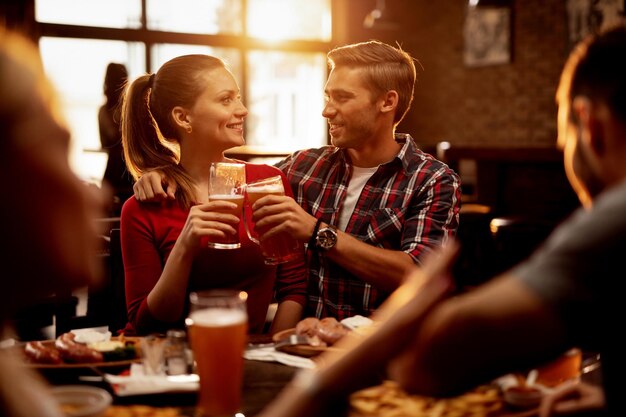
[327,40,418,126]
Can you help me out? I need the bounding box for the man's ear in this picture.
[573,96,605,156]
[380,90,398,115]
[171,106,190,130]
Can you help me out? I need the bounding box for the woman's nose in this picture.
[237,102,249,118]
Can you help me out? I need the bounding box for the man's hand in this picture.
[539,381,605,416]
[133,170,177,202]
[251,194,317,242]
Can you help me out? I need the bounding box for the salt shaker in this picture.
[164,329,188,375]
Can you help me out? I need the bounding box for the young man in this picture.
[133,40,461,320]
[258,24,626,417]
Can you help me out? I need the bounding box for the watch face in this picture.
[316,226,338,250]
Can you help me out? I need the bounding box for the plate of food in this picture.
[348,380,533,417]
[19,330,141,369]
[272,317,353,357]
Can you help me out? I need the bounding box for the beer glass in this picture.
[186,290,248,417]
[208,162,246,249]
[245,175,303,265]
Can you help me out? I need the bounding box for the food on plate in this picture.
[502,385,543,409]
[295,317,320,338]
[22,331,138,365]
[51,385,112,417]
[24,340,62,365]
[317,317,350,345]
[294,317,350,345]
[350,380,504,417]
[103,405,182,417]
[55,332,104,363]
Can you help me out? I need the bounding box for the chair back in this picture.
[107,228,127,333]
[83,228,127,334]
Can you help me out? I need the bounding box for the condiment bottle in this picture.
[164,329,188,375]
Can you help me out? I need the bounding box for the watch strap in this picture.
[308,218,323,250]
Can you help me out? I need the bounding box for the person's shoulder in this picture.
[576,181,626,233]
[595,179,626,211]
[97,104,108,121]
[278,146,338,167]
[404,146,459,179]
[120,196,179,216]
[121,197,186,232]
[120,196,141,216]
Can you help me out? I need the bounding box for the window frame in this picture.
[33,0,334,159]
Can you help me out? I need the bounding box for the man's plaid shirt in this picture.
[276,134,461,320]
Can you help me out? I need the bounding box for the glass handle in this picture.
[243,201,260,246]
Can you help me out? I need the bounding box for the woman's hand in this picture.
[177,201,241,253]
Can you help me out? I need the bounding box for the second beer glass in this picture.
[245,175,303,265]
[208,162,245,249]
[186,290,248,417]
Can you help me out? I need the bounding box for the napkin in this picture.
[340,315,373,330]
[71,327,111,344]
[243,347,316,369]
[104,363,199,396]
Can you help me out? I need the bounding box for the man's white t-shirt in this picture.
[337,165,379,231]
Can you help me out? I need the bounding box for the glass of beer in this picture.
[186,290,248,417]
[245,175,303,265]
[208,162,246,249]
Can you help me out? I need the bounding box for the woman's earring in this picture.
[186,125,192,133]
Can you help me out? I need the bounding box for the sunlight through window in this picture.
[146,0,242,35]
[36,0,141,28]
[247,0,331,41]
[36,0,331,183]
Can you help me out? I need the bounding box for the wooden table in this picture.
[39,359,300,417]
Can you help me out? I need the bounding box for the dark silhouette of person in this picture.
[99,62,133,216]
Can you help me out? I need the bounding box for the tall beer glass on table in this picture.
[186,290,248,417]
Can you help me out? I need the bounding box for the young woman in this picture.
[120,54,306,335]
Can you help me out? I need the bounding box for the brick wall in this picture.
[336,0,570,150]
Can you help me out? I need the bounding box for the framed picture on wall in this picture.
[567,0,625,49]
[463,6,511,67]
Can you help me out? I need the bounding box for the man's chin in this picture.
[330,135,345,147]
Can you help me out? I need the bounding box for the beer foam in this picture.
[247,183,283,194]
[190,308,247,327]
[209,194,244,200]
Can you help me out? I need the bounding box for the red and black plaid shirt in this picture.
[276,134,461,320]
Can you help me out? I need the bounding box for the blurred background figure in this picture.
[99,62,133,216]
[0,26,104,416]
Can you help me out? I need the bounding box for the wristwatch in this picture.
[315,224,338,251]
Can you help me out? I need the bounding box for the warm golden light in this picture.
[247,0,332,42]
[248,2,298,41]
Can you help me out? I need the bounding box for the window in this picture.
[35,0,331,183]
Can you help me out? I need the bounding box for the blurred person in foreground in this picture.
[257,23,626,417]
[119,54,306,336]
[0,27,104,416]
[132,40,461,321]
